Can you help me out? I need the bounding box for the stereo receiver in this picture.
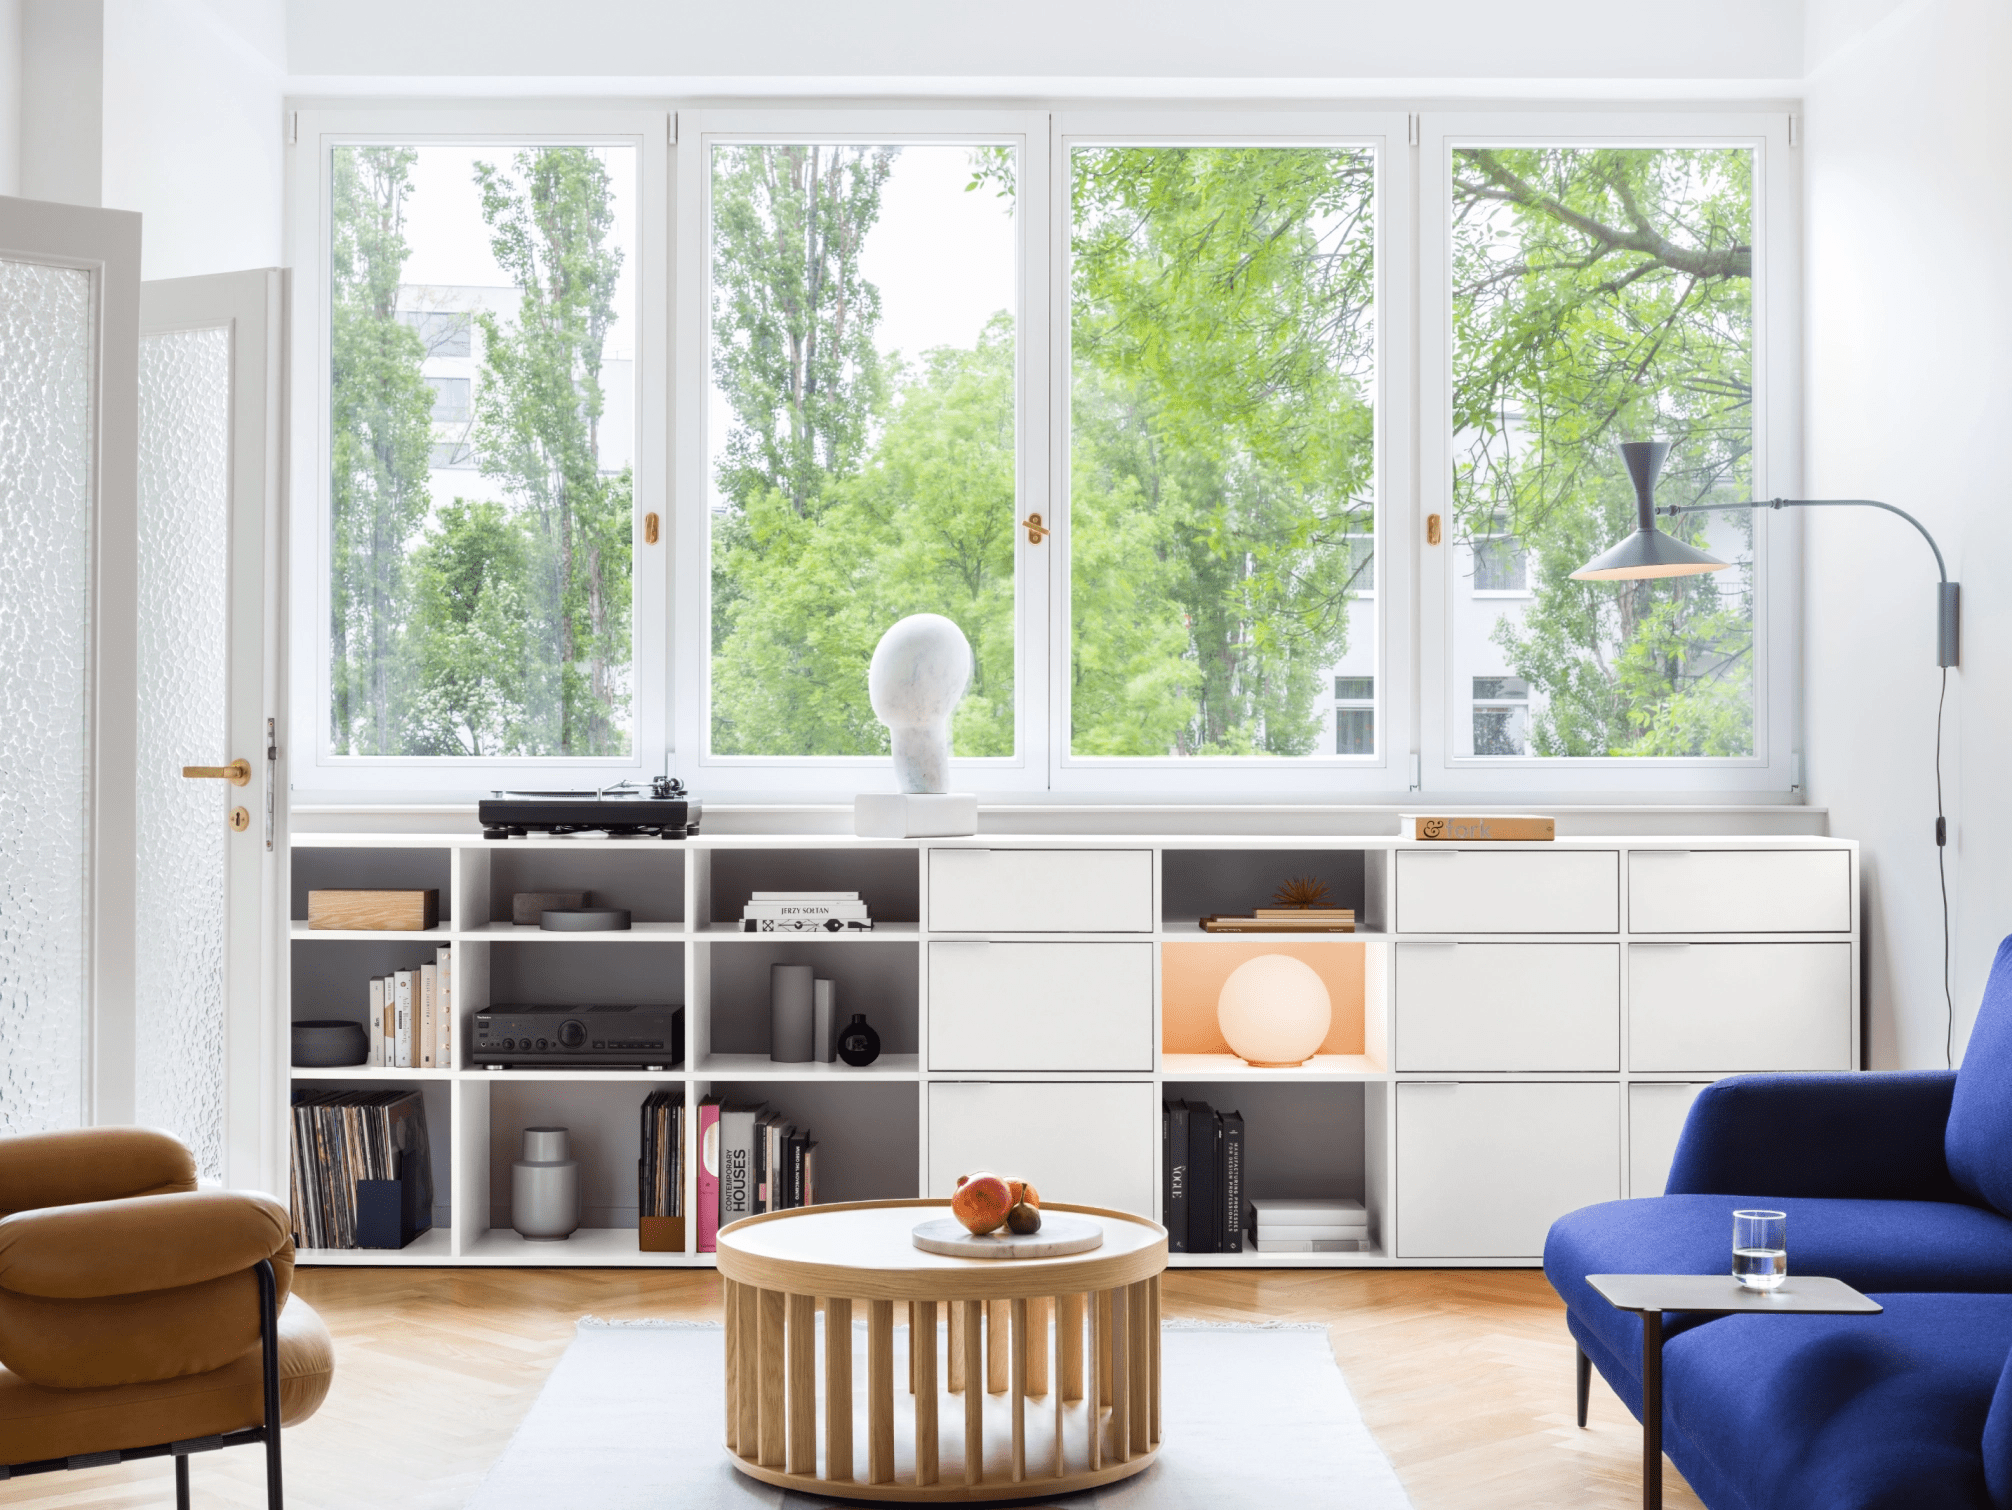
[472,1004,684,1069]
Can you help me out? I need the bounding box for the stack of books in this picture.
[1161,1099,1246,1253]
[741,891,874,932]
[288,1088,433,1249]
[364,946,453,1068]
[709,1098,819,1228]
[1250,1197,1370,1253]
[1200,908,1355,933]
[637,1089,684,1251]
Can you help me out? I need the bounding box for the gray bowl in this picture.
[292,1018,370,1067]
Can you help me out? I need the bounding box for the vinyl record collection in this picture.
[638,1088,684,1224]
[288,1088,434,1249]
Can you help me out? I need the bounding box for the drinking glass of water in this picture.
[1733,1209,1788,1291]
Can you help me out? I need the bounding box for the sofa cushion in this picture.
[1949,936,2012,1218]
[1661,1293,2012,1510]
[1547,1194,2012,1394]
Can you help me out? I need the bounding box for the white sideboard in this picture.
[282,832,1857,1268]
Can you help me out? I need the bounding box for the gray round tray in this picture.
[540,907,632,931]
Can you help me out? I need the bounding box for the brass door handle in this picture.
[1022,513,1050,544]
[183,759,252,787]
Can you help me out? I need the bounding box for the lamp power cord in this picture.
[1937,667,1953,1070]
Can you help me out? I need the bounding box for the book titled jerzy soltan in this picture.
[1403,813,1556,842]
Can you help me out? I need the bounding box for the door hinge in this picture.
[264,718,277,851]
[1408,752,1422,791]
[669,112,678,146]
[1407,113,1420,148]
[287,111,298,147]
[1787,114,1798,148]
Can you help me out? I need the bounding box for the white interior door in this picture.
[0,196,140,1139]
[135,270,287,1191]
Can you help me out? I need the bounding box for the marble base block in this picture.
[853,792,978,838]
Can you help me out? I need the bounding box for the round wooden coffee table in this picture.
[715,1198,1168,1501]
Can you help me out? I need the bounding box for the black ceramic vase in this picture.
[836,1013,881,1067]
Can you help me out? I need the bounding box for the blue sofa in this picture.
[1544,935,2012,1509]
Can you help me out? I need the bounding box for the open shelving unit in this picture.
[284,830,1858,1269]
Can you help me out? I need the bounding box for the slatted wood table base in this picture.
[716,1200,1166,1503]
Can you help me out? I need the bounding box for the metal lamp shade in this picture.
[1571,440,1730,582]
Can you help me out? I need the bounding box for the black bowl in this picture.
[292,1019,370,1068]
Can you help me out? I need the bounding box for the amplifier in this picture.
[472,1004,684,1069]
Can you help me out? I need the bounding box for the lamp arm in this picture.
[1659,498,1948,583]
[1659,497,1958,668]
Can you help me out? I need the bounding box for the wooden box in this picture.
[638,1216,685,1253]
[308,889,440,932]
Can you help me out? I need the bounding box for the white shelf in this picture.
[699,921,917,941]
[460,1065,685,1081]
[458,1226,701,1266]
[295,1225,455,1265]
[456,920,686,942]
[1158,920,1385,942]
[1160,1053,1386,1081]
[290,921,449,941]
[290,1066,454,1080]
[695,1053,920,1081]
[1170,1234,1386,1268]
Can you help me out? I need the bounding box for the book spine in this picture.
[1166,1101,1189,1253]
[742,902,870,919]
[697,1097,721,1250]
[419,963,437,1069]
[1187,1103,1217,1257]
[719,1107,756,1224]
[393,971,414,1068]
[742,917,875,932]
[436,947,453,1069]
[1221,1110,1245,1254]
[368,978,386,1066]
[789,1131,807,1210]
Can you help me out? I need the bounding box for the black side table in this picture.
[1585,1273,1882,1510]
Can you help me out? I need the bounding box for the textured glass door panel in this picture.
[134,326,231,1179]
[0,258,94,1135]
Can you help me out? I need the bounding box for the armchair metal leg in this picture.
[175,1454,190,1510]
[1576,1345,1591,1428]
[255,1258,284,1510]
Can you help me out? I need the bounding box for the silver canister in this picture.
[512,1126,579,1241]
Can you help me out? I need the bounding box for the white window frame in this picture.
[1418,109,1801,795]
[285,106,671,798]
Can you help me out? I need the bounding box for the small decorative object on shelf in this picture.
[854,613,979,838]
[512,1127,579,1242]
[291,1018,368,1067]
[835,1012,881,1067]
[512,890,587,925]
[812,978,837,1062]
[1272,876,1330,909]
[741,889,874,932]
[769,963,815,1063]
[539,906,631,931]
[307,888,439,931]
[1250,1196,1369,1253]
[1217,953,1332,1067]
[1402,812,1556,841]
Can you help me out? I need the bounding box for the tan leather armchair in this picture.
[0,1127,333,1507]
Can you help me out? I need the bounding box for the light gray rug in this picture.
[468,1317,1413,1509]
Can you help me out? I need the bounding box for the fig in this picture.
[1006,1202,1042,1235]
[951,1173,1014,1235]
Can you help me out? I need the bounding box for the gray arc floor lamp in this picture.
[1572,439,1961,1062]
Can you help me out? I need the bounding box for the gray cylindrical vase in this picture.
[770,963,816,1062]
[512,1126,579,1241]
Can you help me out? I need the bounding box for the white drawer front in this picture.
[1396,943,1619,1071]
[1396,1082,1619,1259]
[929,1081,1157,1218]
[1396,850,1619,934]
[929,941,1153,1071]
[929,849,1153,933]
[1629,849,1852,933]
[1628,942,1853,1072]
[1629,1082,1710,1198]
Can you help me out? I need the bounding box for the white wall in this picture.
[102,0,285,277]
[1803,0,2012,1066]
[19,0,103,205]
[285,0,1805,89]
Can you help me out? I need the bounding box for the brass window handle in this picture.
[1022,513,1050,544]
[183,759,252,787]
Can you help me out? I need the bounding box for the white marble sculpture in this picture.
[867,613,972,794]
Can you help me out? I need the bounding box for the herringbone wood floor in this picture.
[0,1267,1701,1509]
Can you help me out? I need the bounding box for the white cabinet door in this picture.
[929,849,1154,933]
[1629,850,1853,933]
[1395,851,1619,934]
[1395,1082,1619,1258]
[1629,1082,1710,1197]
[1628,943,1853,1072]
[929,942,1153,1071]
[929,1081,1158,1218]
[1396,943,1619,1071]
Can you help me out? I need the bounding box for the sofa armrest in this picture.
[1666,1072,1966,1201]
[0,1127,197,1219]
[0,1190,293,1299]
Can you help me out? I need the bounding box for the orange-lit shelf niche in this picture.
[1160,938,1387,1078]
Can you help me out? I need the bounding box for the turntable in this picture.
[478,777,701,840]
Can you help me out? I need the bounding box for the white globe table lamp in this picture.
[1217,954,1332,1068]
[854,613,981,837]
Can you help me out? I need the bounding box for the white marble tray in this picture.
[911,1212,1105,1260]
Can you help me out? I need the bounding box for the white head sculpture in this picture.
[868,614,973,794]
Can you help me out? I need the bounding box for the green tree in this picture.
[401,501,531,755]
[1068,146,1378,756]
[1451,146,1754,756]
[328,145,433,754]
[467,146,632,756]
